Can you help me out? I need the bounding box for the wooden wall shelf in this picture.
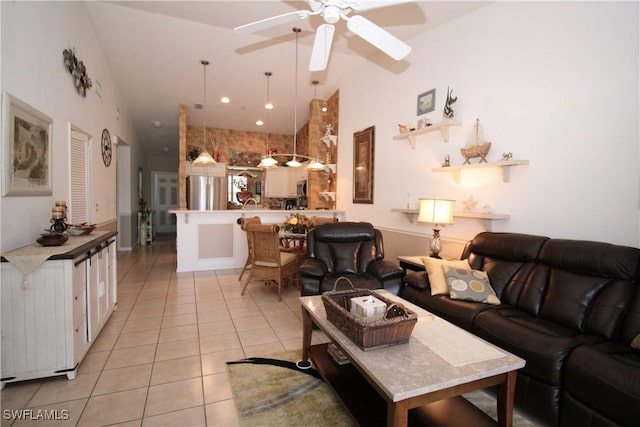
[393,120,462,148]
[432,159,529,183]
[391,209,509,230]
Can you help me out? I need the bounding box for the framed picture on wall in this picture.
[353,125,375,204]
[2,92,53,196]
[417,88,436,115]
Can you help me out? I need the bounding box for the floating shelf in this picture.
[432,159,529,183]
[319,192,336,202]
[393,120,462,148]
[391,209,509,231]
[321,135,337,147]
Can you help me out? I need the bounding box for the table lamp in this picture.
[417,198,455,258]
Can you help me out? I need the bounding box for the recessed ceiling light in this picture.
[153,121,162,128]
[221,97,230,104]
[264,103,273,110]
[256,120,264,126]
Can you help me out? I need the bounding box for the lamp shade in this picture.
[192,150,216,166]
[417,198,455,225]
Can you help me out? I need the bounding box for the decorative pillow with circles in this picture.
[442,266,501,305]
[421,257,471,296]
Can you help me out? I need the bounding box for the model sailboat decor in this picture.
[461,118,492,164]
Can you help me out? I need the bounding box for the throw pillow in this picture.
[631,334,640,350]
[421,257,471,296]
[442,266,501,305]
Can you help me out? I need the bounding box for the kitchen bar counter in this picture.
[169,209,345,272]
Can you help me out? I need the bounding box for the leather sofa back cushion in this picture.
[463,232,548,307]
[534,239,640,339]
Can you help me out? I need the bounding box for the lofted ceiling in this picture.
[85,1,489,157]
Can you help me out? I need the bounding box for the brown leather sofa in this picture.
[298,222,405,296]
[400,232,640,427]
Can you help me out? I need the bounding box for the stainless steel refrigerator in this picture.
[187,175,227,210]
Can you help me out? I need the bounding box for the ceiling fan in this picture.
[234,0,413,71]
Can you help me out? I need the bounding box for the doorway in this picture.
[152,171,178,233]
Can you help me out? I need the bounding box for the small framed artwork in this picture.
[353,125,375,204]
[417,88,436,115]
[2,92,52,196]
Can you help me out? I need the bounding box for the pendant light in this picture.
[258,71,278,168]
[286,28,302,168]
[192,59,216,165]
[264,71,274,110]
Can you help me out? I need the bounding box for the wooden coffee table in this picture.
[300,291,525,427]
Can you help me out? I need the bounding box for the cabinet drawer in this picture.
[73,289,86,325]
[73,315,88,362]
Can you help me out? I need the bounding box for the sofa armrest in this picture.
[403,271,431,292]
[367,259,404,281]
[298,258,327,278]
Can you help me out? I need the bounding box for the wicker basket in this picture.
[321,278,418,351]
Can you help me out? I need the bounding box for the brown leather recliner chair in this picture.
[298,222,405,296]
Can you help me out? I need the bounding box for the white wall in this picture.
[1,1,140,251]
[336,1,639,248]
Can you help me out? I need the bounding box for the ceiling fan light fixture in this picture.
[322,5,341,24]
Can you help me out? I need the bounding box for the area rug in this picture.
[227,350,356,427]
[227,350,536,427]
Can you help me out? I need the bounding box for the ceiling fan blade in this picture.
[309,24,335,71]
[234,10,311,35]
[346,15,411,60]
[348,0,414,12]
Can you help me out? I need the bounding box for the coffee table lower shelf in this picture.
[309,343,498,427]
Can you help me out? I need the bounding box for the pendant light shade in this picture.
[193,59,216,166]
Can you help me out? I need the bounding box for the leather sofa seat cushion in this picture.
[562,342,640,427]
[473,307,594,385]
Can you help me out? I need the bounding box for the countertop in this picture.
[1,230,117,263]
[169,209,343,214]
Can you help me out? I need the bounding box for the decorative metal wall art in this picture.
[63,48,92,97]
[442,87,457,119]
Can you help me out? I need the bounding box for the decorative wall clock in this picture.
[101,129,112,167]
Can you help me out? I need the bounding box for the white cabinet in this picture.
[264,167,288,197]
[1,234,117,387]
[264,167,307,198]
[264,166,307,198]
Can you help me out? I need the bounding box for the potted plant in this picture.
[187,146,201,162]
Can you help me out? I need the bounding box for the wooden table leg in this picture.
[496,370,517,427]
[301,307,313,363]
[387,401,408,427]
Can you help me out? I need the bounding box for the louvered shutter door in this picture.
[70,130,89,224]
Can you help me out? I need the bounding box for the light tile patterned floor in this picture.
[1,234,329,427]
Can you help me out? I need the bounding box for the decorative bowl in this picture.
[37,232,69,247]
[67,224,96,236]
